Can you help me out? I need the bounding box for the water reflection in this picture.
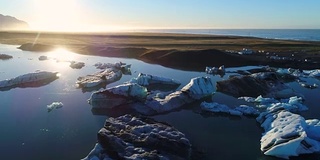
[47,48,79,62]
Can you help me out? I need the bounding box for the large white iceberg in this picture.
[145,77,214,113]
[257,109,320,159]
[181,77,214,99]
[0,71,58,89]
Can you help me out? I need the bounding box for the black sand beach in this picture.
[1,31,320,70]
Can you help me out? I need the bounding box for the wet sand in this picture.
[1,31,320,70]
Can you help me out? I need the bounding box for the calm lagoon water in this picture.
[0,44,320,160]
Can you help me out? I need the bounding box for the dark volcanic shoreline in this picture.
[1,31,320,70]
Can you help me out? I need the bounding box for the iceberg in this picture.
[94,62,124,70]
[200,102,259,116]
[77,62,132,88]
[308,69,320,77]
[82,115,191,160]
[0,71,59,89]
[0,54,13,60]
[239,95,279,108]
[88,83,147,109]
[205,65,225,76]
[267,96,308,113]
[299,82,318,89]
[257,109,320,159]
[234,105,260,116]
[89,76,214,115]
[38,55,48,61]
[217,72,299,98]
[145,77,214,114]
[239,95,307,112]
[69,61,85,69]
[47,102,63,112]
[76,69,122,88]
[129,73,181,86]
[181,76,214,99]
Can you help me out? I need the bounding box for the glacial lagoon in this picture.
[1,44,320,160]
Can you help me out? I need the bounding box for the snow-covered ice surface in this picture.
[237,94,317,159]
[257,109,320,159]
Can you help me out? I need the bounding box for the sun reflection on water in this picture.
[47,48,78,62]
[46,48,80,71]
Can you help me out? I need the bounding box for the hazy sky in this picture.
[1,0,320,31]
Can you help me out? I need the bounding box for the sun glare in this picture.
[48,48,77,62]
[32,0,84,32]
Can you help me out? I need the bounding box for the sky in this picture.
[1,0,320,31]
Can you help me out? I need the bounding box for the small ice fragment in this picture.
[47,102,63,112]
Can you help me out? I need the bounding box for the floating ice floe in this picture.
[257,108,320,159]
[94,62,124,70]
[217,72,300,98]
[299,82,318,89]
[205,65,225,75]
[129,73,181,86]
[82,114,192,160]
[200,102,260,116]
[95,62,132,75]
[239,95,307,112]
[88,83,147,109]
[38,55,48,61]
[239,95,279,108]
[77,62,131,88]
[47,102,63,112]
[69,61,85,69]
[145,77,214,114]
[0,54,13,60]
[76,69,122,88]
[0,71,59,89]
[277,68,320,79]
[307,69,320,77]
[89,76,214,115]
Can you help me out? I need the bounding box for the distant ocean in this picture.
[137,29,320,42]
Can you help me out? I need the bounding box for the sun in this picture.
[32,0,83,32]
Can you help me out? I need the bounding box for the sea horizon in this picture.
[132,28,320,42]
